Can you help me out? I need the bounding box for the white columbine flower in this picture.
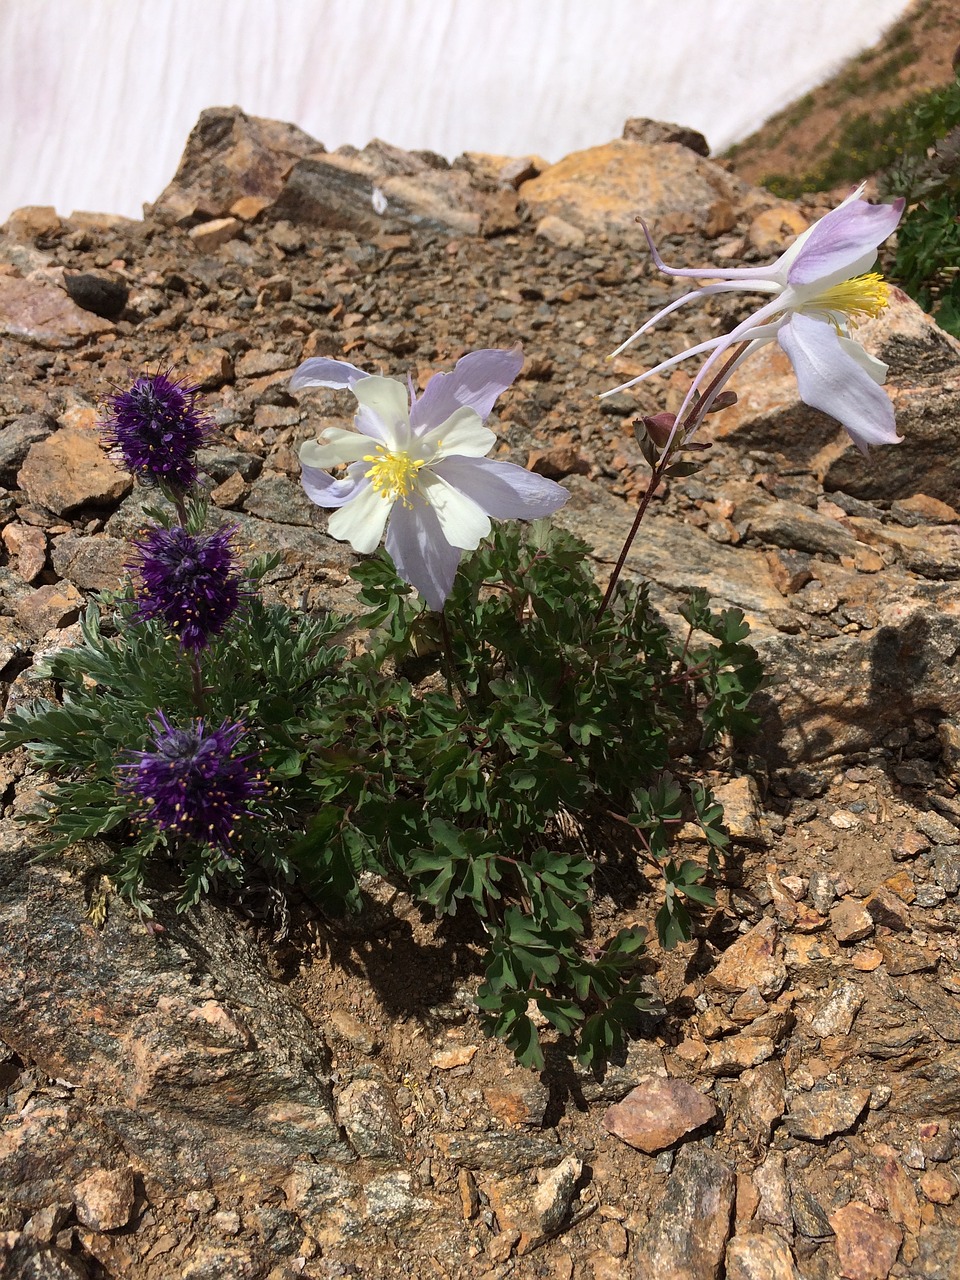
[604,183,906,453]
[293,347,568,610]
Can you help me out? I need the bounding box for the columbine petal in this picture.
[433,457,569,520]
[778,312,900,453]
[410,347,524,432]
[418,406,497,459]
[352,376,411,450]
[385,499,462,612]
[300,463,369,508]
[327,483,392,552]
[838,336,888,386]
[786,195,905,287]
[299,429,372,469]
[290,357,369,392]
[419,472,491,549]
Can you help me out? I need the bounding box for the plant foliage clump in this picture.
[0,520,761,1069]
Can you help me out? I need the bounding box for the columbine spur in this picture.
[605,183,906,453]
[293,347,569,609]
[102,372,209,490]
[120,713,265,850]
[130,524,242,650]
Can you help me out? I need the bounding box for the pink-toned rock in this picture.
[18,428,132,516]
[603,1078,717,1153]
[829,1201,902,1280]
[0,275,113,348]
[72,1166,135,1231]
[830,899,875,944]
[919,1169,958,1204]
[2,522,47,582]
[149,105,325,224]
[708,917,787,997]
[520,138,755,240]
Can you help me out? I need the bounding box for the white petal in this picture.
[352,376,411,450]
[418,406,496,460]
[838,335,888,385]
[778,313,900,453]
[299,430,372,469]
[419,471,491,550]
[327,483,392,553]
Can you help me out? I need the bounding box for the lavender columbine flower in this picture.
[120,713,265,849]
[293,348,569,609]
[130,525,241,650]
[604,184,906,453]
[103,372,209,489]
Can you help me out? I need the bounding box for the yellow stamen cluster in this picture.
[364,448,424,505]
[812,272,890,327]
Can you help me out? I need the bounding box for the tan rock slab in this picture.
[603,1078,717,1153]
[13,582,84,637]
[785,1087,870,1141]
[0,275,113,348]
[708,917,787,997]
[18,428,131,516]
[713,777,763,840]
[726,1231,802,1279]
[520,137,752,240]
[188,216,241,250]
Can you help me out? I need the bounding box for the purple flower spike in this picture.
[103,372,209,490]
[120,713,265,850]
[131,524,242,650]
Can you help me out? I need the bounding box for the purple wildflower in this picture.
[103,372,209,490]
[120,713,265,849]
[130,524,242,650]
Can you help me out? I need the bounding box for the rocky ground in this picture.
[0,106,959,1280]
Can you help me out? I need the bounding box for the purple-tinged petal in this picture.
[778,313,900,454]
[410,347,523,432]
[301,463,369,508]
[787,197,904,287]
[385,498,462,611]
[433,457,568,520]
[290,357,369,392]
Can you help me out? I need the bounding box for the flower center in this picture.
[808,272,890,326]
[363,448,424,505]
